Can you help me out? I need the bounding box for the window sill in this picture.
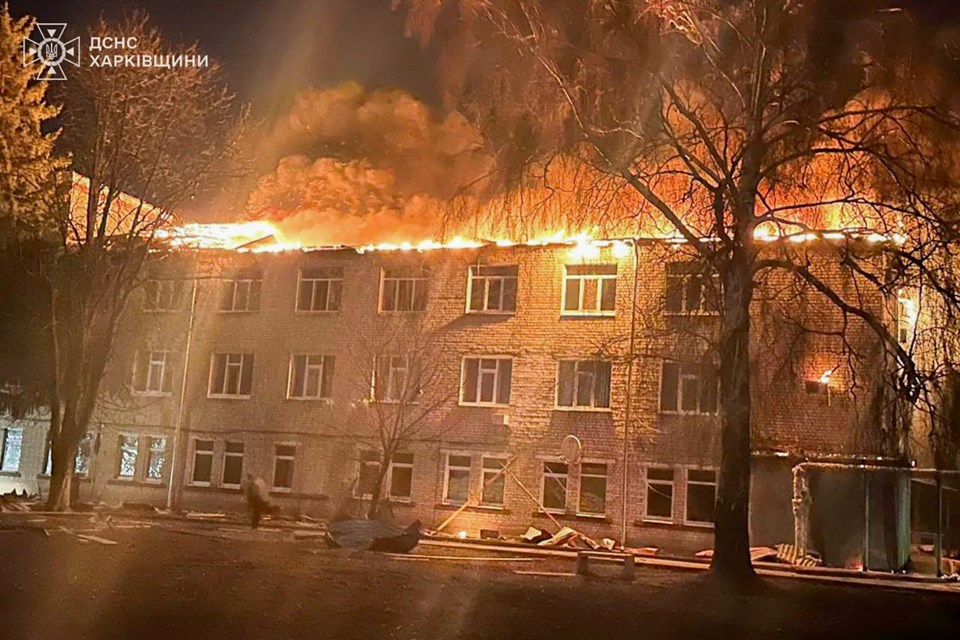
[465,311,515,317]
[532,510,609,523]
[141,309,183,314]
[435,503,509,514]
[107,478,167,488]
[131,391,173,398]
[207,395,252,401]
[218,309,261,315]
[659,411,719,418]
[294,310,341,316]
[184,483,241,493]
[560,312,616,318]
[0,470,22,478]
[458,402,510,409]
[285,397,334,404]
[37,474,91,482]
[553,406,613,414]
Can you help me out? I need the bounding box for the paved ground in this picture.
[1,515,958,639]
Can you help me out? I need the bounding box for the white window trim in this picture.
[479,454,509,508]
[387,453,414,502]
[560,266,617,317]
[540,459,569,514]
[207,353,253,399]
[465,265,518,315]
[576,459,612,518]
[189,438,215,487]
[553,360,613,412]
[132,350,173,397]
[664,267,721,317]
[271,442,298,492]
[142,279,183,313]
[372,355,418,405]
[378,267,429,314]
[221,441,245,489]
[286,354,333,401]
[683,466,718,528]
[643,465,676,524]
[458,356,512,407]
[115,433,140,481]
[219,277,262,314]
[355,448,382,499]
[657,361,720,416]
[0,427,23,473]
[296,266,343,314]
[441,452,473,506]
[143,436,168,484]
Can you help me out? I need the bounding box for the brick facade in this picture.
[0,239,893,553]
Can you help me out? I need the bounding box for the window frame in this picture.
[207,352,254,399]
[219,272,263,313]
[144,436,167,483]
[658,360,719,416]
[441,453,472,506]
[42,432,92,477]
[0,427,23,473]
[286,354,335,401]
[296,266,343,313]
[560,264,618,316]
[643,466,675,523]
[372,355,420,404]
[115,434,140,480]
[379,266,429,313]
[664,263,721,316]
[189,438,215,487]
[465,265,518,314]
[555,359,613,411]
[387,452,414,502]
[577,461,609,517]
[684,467,718,527]
[480,455,508,508]
[459,356,513,407]
[132,349,174,396]
[272,443,297,492]
[221,441,245,488]
[540,460,569,514]
[142,278,184,313]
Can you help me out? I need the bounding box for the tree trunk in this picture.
[46,422,78,511]
[710,255,757,585]
[366,455,391,520]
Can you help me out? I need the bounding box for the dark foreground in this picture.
[1,518,958,639]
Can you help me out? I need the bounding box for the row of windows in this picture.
[143,263,719,317]
[132,350,720,415]
[188,440,295,491]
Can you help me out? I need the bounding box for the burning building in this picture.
[0,227,906,554]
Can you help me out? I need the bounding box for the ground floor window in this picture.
[146,437,167,482]
[1,427,23,472]
[191,439,214,485]
[645,467,674,521]
[116,435,139,479]
[685,469,717,525]
[542,462,569,512]
[578,462,608,516]
[273,444,296,491]
[388,453,414,500]
[222,442,245,487]
[43,432,93,477]
[480,456,507,507]
[443,454,472,505]
[356,450,381,498]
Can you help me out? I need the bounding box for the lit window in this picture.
[208,353,254,397]
[644,467,674,521]
[556,360,612,409]
[222,441,244,487]
[287,354,335,400]
[665,263,720,315]
[117,435,138,479]
[541,462,568,512]
[388,453,414,500]
[480,456,507,507]
[132,350,174,395]
[191,439,214,485]
[460,357,512,406]
[219,269,262,312]
[467,265,518,313]
[443,454,471,505]
[380,266,429,312]
[373,355,418,403]
[273,444,296,491]
[660,361,718,414]
[142,279,184,312]
[43,432,92,476]
[297,267,343,312]
[579,463,608,515]
[686,469,717,525]
[562,265,617,315]
[0,427,23,472]
[146,437,166,482]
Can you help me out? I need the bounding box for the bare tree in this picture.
[41,13,241,510]
[398,0,960,582]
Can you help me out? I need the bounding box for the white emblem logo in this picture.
[22,23,80,81]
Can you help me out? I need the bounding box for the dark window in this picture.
[132,350,174,394]
[381,266,429,312]
[461,357,512,405]
[467,265,518,313]
[665,263,720,314]
[481,456,507,506]
[542,462,568,511]
[143,279,184,312]
[660,361,718,414]
[220,270,262,312]
[557,360,612,409]
[222,442,244,486]
[191,440,214,484]
[357,450,381,497]
[297,267,343,312]
[686,469,717,524]
[579,463,608,515]
[645,468,674,520]
[389,453,414,500]
[444,454,471,504]
[209,353,254,397]
[273,444,296,490]
[562,265,617,314]
[288,355,335,400]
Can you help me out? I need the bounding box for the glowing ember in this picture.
[819,369,835,385]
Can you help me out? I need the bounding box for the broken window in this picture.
[460,357,512,406]
[208,353,254,397]
[562,264,617,315]
[467,265,518,313]
[287,354,335,400]
[220,269,262,312]
[142,278,184,312]
[380,266,429,312]
[373,355,419,403]
[297,266,343,312]
[480,456,507,507]
[356,450,381,498]
[388,453,414,500]
[579,462,608,516]
[191,439,214,485]
[659,361,719,414]
[556,360,612,409]
[117,435,138,479]
[146,437,166,482]
[664,262,720,315]
[542,461,568,513]
[0,427,22,472]
[685,469,717,525]
[222,441,245,487]
[43,432,92,476]
[645,467,674,521]
[443,454,471,505]
[273,444,296,491]
[132,350,174,395]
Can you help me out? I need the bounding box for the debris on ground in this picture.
[325,519,420,553]
[623,546,660,557]
[0,490,38,512]
[601,538,616,551]
[534,526,604,550]
[184,511,229,521]
[520,526,551,544]
[775,544,822,567]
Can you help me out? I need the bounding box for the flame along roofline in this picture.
[153,228,907,256]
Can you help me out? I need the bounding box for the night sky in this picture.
[9,0,437,117]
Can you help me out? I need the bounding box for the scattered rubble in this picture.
[325,519,420,553]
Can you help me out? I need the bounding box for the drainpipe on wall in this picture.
[165,263,200,511]
[620,239,640,548]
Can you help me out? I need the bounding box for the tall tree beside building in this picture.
[398,0,960,583]
[42,13,240,510]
